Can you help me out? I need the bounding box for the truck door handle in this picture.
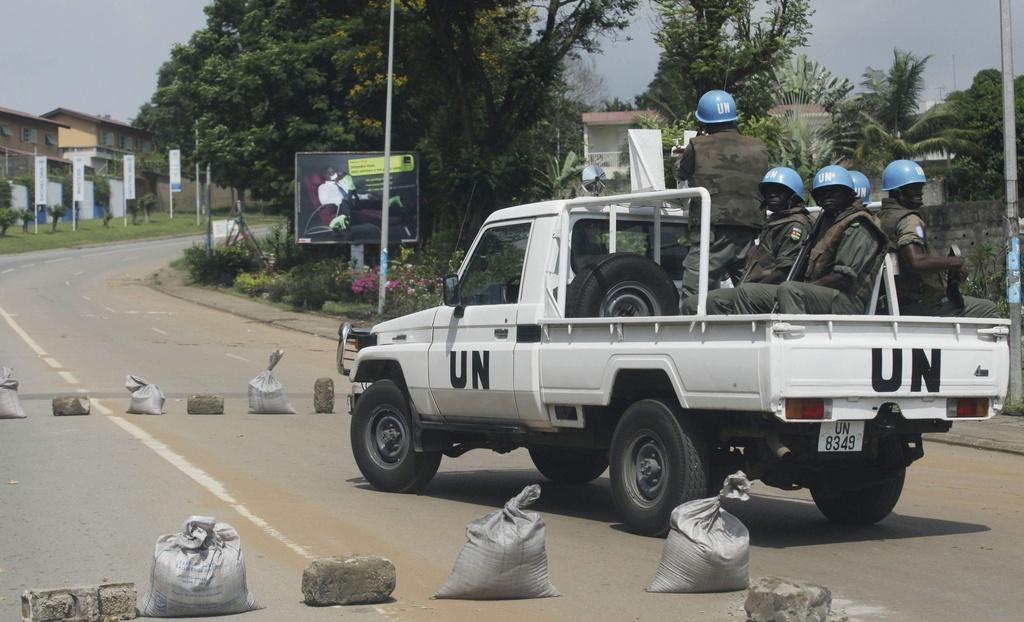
[494,328,509,339]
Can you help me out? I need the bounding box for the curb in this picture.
[924,433,1024,457]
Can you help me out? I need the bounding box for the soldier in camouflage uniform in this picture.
[681,166,810,314]
[672,90,770,297]
[877,160,999,318]
[734,166,888,315]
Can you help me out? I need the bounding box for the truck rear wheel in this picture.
[567,253,678,318]
[810,468,905,525]
[529,448,608,484]
[351,380,441,493]
[610,399,708,536]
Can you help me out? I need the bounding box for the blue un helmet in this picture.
[849,170,871,204]
[695,90,738,124]
[811,165,855,193]
[881,159,927,191]
[759,166,805,198]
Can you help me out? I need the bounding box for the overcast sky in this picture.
[1,0,1022,123]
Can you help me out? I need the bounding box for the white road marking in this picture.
[146,311,171,315]
[225,353,249,362]
[1,268,13,274]
[73,270,84,276]
[43,357,62,369]
[81,295,91,301]
[58,371,80,384]
[45,257,71,264]
[107,415,315,560]
[104,306,117,313]
[151,327,168,335]
[0,305,48,356]
[75,388,88,394]
[18,264,35,269]
[64,280,70,287]
[92,400,112,415]
[124,311,139,315]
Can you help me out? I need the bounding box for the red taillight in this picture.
[785,398,826,420]
[949,398,988,418]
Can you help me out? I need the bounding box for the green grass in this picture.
[0,215,283,255]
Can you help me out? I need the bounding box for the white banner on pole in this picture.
[169,149,181,192]
[72,156,85,202]
[123,155,136,200]
[34,156,47,205]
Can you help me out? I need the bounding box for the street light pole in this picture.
[377,0,396,315]
[195,124,201,227]
[1000,0,1021,400]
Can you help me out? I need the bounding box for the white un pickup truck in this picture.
[338,188,1009,535]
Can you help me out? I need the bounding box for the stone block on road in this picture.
[744,576,831,622]
[51,396,90,417]
[187,394,224,415]
[314,377,334,414]
[97,582,136,620]
[302,555,395,606]
[22,582,136,621]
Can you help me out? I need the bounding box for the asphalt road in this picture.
[1,237,1022,622]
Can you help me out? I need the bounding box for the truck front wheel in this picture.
[529,448,608,484]
[610,399,708,536]
[810,468,905,525]
[351,380,441,493]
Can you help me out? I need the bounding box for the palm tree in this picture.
[843,49,979,171]
[534,151,583,200]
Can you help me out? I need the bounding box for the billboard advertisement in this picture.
[294,151,419,245]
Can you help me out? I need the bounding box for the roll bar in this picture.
[555,187,712,316]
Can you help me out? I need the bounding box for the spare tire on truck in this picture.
[566,253,678,318]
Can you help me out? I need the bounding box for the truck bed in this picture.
[537,314,1010,421]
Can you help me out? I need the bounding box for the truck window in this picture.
[459,222,532,306]
[571,218,689,280]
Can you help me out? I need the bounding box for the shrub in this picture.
[284,259,351,310]
[233,271,277,296]
[46,205,68,232]
[182,244,259,286]
[0,208,16,236]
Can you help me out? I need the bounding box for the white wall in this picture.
[109,179,124,217]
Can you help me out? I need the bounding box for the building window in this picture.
[118,135,130,149]
[99,130,113,146]
[45,132,57,146]
[0,123,11,137]
[141,140,152,154]
[21,127,37,143]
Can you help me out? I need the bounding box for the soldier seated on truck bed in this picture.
[734,165,889,315]
[877,160,999,318]
[681,166,811,314]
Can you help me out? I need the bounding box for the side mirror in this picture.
[581,164,607,195]
[443,274,460,307]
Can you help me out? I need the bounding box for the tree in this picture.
[841,50,980,175]
[0,209,16,237]
[643,0,813,120]
[944,69,1024,201]
[91,175,112,226]
[534,150,584,200]
[0,179,11,210]
[46,205,67,232]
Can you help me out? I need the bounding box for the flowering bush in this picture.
[233,271,277,296]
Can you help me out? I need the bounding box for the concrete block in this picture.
[187,394,224,415]
[97,583,136,620]
[302,555,395,606]
[745,576,831,622]
[313,378,334,414]
[22,583,135,621]
[52,396,90,416]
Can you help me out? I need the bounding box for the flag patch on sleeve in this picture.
[788,226,804,241]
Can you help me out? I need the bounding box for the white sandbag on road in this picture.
[248,349,296,414]
[139,516,262,617]
[435,484,560,600]
[648,471,752,594]
[125,375,165,415]
[0,367,27,419]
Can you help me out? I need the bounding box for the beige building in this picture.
[0,106,70,176]
[581,110,661,178]
[40,107,153,177]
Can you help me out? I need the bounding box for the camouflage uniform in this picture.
[681,206,811,314]
[877,198,999,318]
[734,206,888,314]
[674,128,770,297]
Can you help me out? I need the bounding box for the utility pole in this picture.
[377,0,396,315]
[195,124,201,227]
[1000,0,1021,400]
[205,163,213,256]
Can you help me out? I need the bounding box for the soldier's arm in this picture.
[896,215,966,275]
[673,143,695,185]
[812,225,880,290]
[762,222,809,284]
